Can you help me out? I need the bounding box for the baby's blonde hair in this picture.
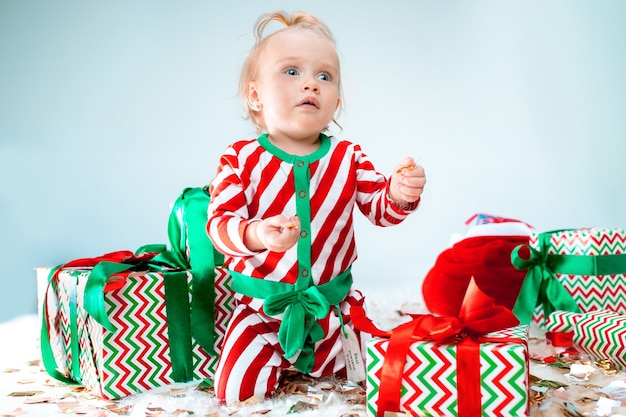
[239,11,342,133]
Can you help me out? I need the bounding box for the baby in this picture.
[206,10,426,403]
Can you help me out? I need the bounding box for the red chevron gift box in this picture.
[511,228,626,325]
[40,253,234,399]
[359,279,529,417]
[545,310,626,371]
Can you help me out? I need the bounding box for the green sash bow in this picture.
[512,230,626,324]
[230,268,353,373]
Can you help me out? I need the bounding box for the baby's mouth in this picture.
[299,97,319,108]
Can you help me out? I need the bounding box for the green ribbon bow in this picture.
[230,268,353,373]
[512,230,626,324]
[264,285,330,359]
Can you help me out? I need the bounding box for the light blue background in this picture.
[1,1,625,322]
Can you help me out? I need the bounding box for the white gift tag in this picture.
[342,325,366,383]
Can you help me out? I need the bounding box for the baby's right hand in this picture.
[252,215,300,252]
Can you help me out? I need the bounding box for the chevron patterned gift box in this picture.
[41,264,234,400]
[366,324,529,417]
[545,310,626,371]
[511,228,626,325]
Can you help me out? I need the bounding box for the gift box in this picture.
[511,228,626,325]
[360,279,529,417]
[39,187,235,399]
[366,325,529,417]
[545,310,626,371]
[40,261,234,399]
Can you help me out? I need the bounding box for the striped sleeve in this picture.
[353,143,418,226]
[207,142,261,257]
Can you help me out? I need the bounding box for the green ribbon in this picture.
[265,285,330,359]
[64,250,196,384]
[512,230,626,324]
[38,246,189,385]
[40,265,80,386]
[81,250,203,384]
[162,270,194,381]
[82,244,168,333]
[230,268,352,373]
[41,261,147,387]
[161,186,224,356]
[84,261,139,332]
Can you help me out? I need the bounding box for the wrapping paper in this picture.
[546,310,626,370]
[41,265,234,399]
[366,325,529,417]
[511,227,626,324]
[359,279,530,417]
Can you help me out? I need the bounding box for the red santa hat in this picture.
[422,214,534,317]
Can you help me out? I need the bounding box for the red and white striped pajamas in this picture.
[206,134,417,403]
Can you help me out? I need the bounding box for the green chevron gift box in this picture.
[511,228,626,325]
[359,279,530,417]
[40,258,234,399]
[545,310,626,371]
[40,187,235,399]
[366,325,529,417]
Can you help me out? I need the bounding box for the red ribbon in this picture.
[57,250,135,268]
[49,249,162,292]
[352,278,523,417]
[546,331,574,347]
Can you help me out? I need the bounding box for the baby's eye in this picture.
[285,68,299,76]
[318,72,331,81]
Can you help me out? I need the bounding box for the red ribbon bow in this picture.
[51,249,162,292]
[352,278,522,417]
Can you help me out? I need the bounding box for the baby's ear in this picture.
[247,82,261,110]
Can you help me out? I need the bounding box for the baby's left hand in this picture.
[389,157,426,206]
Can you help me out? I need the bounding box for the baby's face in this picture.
[249,28,341,142]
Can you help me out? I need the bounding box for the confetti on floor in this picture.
[4,298,626,417]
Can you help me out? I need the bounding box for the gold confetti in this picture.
[171,409,194,415]
[17,378,38,384]
[7,391,44,397]
[234,395,260,407]
[169,387,188,398]
[596,359,621,376]
[105,404,133,415]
